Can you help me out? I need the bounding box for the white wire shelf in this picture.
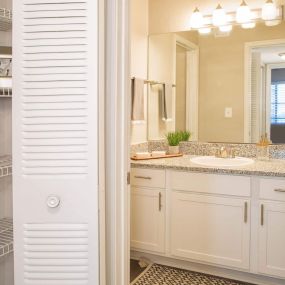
[0,155,12,178]
[0,8,12,31]
[0,218,13,258]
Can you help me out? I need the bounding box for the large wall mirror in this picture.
[147,22,285,143]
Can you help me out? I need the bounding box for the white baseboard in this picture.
[131,250,284,285]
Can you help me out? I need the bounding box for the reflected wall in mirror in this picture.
[147,22,285,143]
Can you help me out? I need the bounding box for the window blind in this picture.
[271,82,285,124]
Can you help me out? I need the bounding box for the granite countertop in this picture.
[131,155,285,177]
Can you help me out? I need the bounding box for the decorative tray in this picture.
[131,153,183,161]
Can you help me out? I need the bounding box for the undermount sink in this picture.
[190,156,254,167]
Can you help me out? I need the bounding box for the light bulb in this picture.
[219,25,233,33]
[190,8,204,29]
[262,0,277,21]
[236,1,252,23]
[212,4,227,27]
[265,19,281,26]
[241,22,256,29]
[198,27,212,35]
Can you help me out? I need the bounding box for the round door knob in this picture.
[47,196,60,208]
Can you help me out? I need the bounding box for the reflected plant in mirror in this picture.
[179,131,192,142]
[147,21,285,144]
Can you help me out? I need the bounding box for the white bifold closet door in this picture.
[12,0,99,284]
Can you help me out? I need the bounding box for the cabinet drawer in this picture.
[131,168,165,188]
[170,171,250,197]
[260,178,285,202]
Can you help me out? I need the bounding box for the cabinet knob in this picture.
[47,195,61,208]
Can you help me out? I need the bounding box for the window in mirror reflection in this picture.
[271,68,285,143]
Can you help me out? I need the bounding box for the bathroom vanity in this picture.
[130,156,285,285]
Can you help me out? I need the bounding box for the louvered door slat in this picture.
[24,24,87,33]
[24,2,87,11]
[24,53,87,61]
[24,30,87,38]
[23,87,87,96]
[24,38,87,47]
[23,45,87,53]
[13,0,99,283]
[22,17,86,25]
[23,152,87,160]
[24,265,88,272]
[23,60,87,68]
[23,96,86,103]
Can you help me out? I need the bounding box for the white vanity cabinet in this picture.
[130,169,166,253]
[130,167,285,283]
[170,172,251,270]
[258,179,285,279]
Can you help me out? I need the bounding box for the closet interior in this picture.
[0,0,13,284]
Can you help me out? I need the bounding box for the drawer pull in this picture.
[159,192,162,211]
[274,188,285,193]
[244,202,248,223]
[261,204,264,226]
[134,175,152,180]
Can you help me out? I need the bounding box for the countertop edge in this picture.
[130,162,285,178]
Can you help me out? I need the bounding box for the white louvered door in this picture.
[13,0,99,284]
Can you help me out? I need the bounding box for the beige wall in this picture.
[149,0,284,34]
[130,0,149,144]
[148,33,176,139]
[198,23,285,142]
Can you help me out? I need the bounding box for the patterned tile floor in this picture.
[132,264,255,285]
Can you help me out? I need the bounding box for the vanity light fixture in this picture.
[279,53,285,61]
[189,1,282,35]
[262,0,277,21]
[190,7,204,29]
[219,25,233,33]
[236,1,252,23]
[198,27,212,35]
[212,4,227,26]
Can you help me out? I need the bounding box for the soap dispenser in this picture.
[256,133,270,161]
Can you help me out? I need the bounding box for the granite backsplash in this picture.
[131,141,285,160]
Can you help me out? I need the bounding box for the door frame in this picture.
[175,35,199,141]
[105,0,130,285]
[244,38,285,143]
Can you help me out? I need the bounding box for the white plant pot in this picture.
[168,145,179,154]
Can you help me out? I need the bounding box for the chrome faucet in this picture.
[215,147,235,158]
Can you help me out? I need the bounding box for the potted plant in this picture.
[166,132,181,154]
[179,131,191,142]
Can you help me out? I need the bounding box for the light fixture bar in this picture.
[190,5,283,31]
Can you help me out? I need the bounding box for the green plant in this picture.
[179,131,191,141]
[166,132,181,146]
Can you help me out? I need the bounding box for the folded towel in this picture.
[131,78,145,121]
[160,83,173,121]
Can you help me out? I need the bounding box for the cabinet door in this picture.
[131,187,165,253]
[259,201,285,279]
[13,0,99,284]
[170,192,250,270]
